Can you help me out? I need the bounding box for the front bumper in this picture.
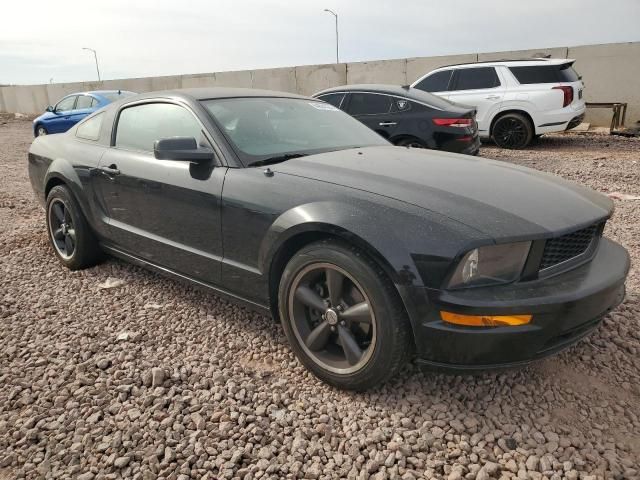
[413,238,629,370]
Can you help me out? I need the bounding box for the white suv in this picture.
[411,59,586,149]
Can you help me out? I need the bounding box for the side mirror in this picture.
[153,137,215,162]
[46,106,54,113]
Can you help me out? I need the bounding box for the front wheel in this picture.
[36,125,48,137]
[492,113,533,149]
[278,240,412,390]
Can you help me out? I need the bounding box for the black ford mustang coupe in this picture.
[28,88,629,390]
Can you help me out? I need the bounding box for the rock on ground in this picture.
[1,120,639,479]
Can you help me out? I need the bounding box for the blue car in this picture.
[33,90,136,137]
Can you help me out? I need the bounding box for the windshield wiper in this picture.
[248,153,308,167]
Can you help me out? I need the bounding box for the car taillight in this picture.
[432,118,473,128]
[552,86,574,107]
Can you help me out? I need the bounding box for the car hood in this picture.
[34,111,57,123]
[273,146,613,240]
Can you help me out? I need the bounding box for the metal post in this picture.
[324,9,339,64]
[83,48,101,81]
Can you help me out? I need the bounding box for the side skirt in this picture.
[100,244,272,317]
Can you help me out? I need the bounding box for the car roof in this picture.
[88,90,136,95]
[57,90,136,100]
[434,58,575,69]
[314,84,441,102]
[313,84,470,112]
[135,87,312,101]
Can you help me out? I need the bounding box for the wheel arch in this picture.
[389,134,427,147]
[34,122,44,136]
[44,175,67,199]
[43,164,98,234]
[374,129,390,139]
[263,221,420,353]
[489,109,535,137]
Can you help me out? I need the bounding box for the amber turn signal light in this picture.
[440,311,532,327]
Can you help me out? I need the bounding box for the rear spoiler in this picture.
[558,60,581,79]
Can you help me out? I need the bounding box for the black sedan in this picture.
[313,84,480,155]
[28,88,629,390]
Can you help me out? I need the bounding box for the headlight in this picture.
[447,242,531,289]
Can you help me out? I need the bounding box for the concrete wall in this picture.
[2,41,639,127]
[568,42,640,127]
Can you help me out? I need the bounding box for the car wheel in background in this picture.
[395,137,428,149]
[36,125,48,136]
[46,185,102,270]
[278,240,412,390]
[492,113,533,149]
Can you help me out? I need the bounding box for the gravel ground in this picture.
[1,118,639,480]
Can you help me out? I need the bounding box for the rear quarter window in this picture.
[76,112,104,141]
[390,98,413,113]
[509,64,580,84]
[317,93,346,109]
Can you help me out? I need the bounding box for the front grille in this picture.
[540,223,601,270]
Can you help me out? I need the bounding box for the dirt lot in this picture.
[1,118,639,480]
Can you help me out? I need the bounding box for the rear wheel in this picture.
[46,185,102,270]
[36,125,48,137]
[278,240,412,390]
[395,137,428,149]
[492,113,533,149]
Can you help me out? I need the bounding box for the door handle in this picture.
[98,165,120,176]
[485,95,501,100]
[379,122,397,126]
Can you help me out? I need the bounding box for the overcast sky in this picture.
[1,0,639,85]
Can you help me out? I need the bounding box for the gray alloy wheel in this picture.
[278,240,412,390]
[287,262,377,374]
[37,125,48,136]
[48,198,76,260]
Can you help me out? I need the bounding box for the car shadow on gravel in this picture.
[94,255,597,404]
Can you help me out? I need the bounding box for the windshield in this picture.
[201,97,389,165]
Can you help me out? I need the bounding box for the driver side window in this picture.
[55,96,77,112]
[115,103,209,153]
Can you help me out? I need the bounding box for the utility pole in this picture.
[82,47,101,81]
[323,9,339,64]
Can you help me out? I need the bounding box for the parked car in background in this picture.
[313,84,480,155]
[33,90,136,137]
[28,88,629,390]
[411,59,586,149]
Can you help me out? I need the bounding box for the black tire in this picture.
[36,125,48,137]
[46,185,102,270]
[395,137,428,149]
[491,113,533,149]
[278,240,412,390]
